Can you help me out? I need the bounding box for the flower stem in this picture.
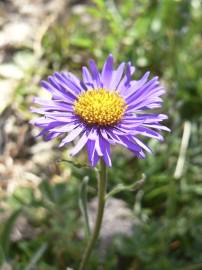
[79,159,107,270]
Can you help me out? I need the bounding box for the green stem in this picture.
[79,159,107,270]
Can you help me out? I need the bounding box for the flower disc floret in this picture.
[74,88,127,126]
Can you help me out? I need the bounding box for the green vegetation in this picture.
[1,0,202,269]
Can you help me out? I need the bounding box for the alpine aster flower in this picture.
[31,54,169,167]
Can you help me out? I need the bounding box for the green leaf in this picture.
[0,244,5,266]
[24,243,48,270]
[92,0,105,9]
[58,159,90,169]
[106,174,146,200]
[70,37,92,48]
[0,209,21,257]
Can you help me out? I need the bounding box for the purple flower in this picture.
[31,54,170,167]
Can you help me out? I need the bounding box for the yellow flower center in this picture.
[74,89,127,126]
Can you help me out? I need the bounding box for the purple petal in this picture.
[110,62,125,90]
[100,128,116,144]
[33,97,73,112]
[136,150,146,159]
[143,124,171,132]
[126,114,168,123]
[62,71,86,92]
[44,115,78,122]
[82,66,94,89]
[51,123,79,133]
[101,54,114,89]
[88,128,103,156]
[132,137,152,154]
[35,121,64,132]
[86,140,100,167]
[89,59,102,88]
[122,71,150,98]
[126,77,159,103]
[134,126,164,140]
[118,62,135,95]
[54,72,83,97]
[99,136,112,167]
[117,136,142,152]
[33,97,73,108]
[69,130,90,156]
[30,107,74,115]
[48,76,76,101]
[59,125,84,147]
[44,132,61,141]
[40,80,73,102]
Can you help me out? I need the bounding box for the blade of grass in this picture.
[24,243,48,270]
[0,209,21,257]
[79,176,91,239]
